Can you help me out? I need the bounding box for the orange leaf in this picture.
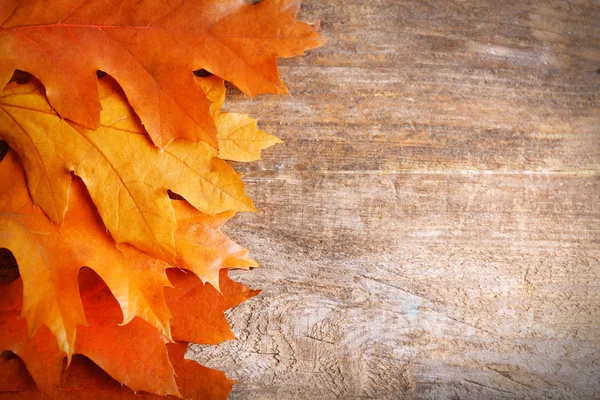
[0,151,258,396]
[0,150,172,357]
[166,268,260,345]
[0,77,255,262]
[0,347,233,399]
[0,147,258,355]
[0,273,179,397]
[0,267,253,398]
[167,342,234,400]
[76,268,180,397]
[173,200,258,290]
[0,356,39,399]
[200,76,283,162]
[0,0,324,148]
[0,280,63,396]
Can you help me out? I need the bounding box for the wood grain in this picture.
[188,0,600,398]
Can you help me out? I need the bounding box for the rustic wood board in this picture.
[187,0,600,398]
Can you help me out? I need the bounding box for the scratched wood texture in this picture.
[188,1,600,399]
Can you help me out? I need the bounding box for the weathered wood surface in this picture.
[188,1,600,398]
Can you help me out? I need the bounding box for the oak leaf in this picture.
[0,149,173,358]
[0,148,258,356]
[200,76,283,162]
[0,272,179,397]
[76,268,179,397]
[217,111,283,162]
[167,342,234,400]
[0,0,324,148]
[0,76,255,262]
[0,282,63,397]
[166,268,260,345]
[78,269,255,397]
[0,266,253,398]
[172,200,258,290]
[0,347,233,399]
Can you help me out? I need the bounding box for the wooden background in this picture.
[188,1,600,399]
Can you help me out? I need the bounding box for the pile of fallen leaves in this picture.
[0,0,324,398]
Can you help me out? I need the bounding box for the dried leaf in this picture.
[166,268,260,344]
[0,151,257,395]
[76,268,179,397]
[0,149,173,357]
[0,268,252,397]
[217,112,283,162]
[200,76,283,162]
[0,348,232,399]
[0,273,179,397]
[173,200,258,289]
[167,342,234,400]
[0,146,258,353]
[0,281,63,397]
[0,0,324,148]
[0,77,254,262]
[0,0,317,396]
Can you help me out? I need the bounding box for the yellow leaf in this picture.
[0,147,260,358]
[0,77,255,263]
[0,150,172,358]
[173,201,258,290]
[199,75,283,162]
[217,112,283,162]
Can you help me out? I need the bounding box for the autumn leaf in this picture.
[0,266,254,397]
[0,282,63,397]
[167,342,235,400]
[0,0,320,397]
[0,356,41,399]
[0,76,255,262]
[173,200,258,290]
[0,0,324,148]
[0,147,258,354]
[76,269,179,397]
[79,270,242,399]
[0,272,180,397]
[217,111,283,162]
[0,149,173,357]
[166,268,260,345]
[0,347,233,400]
[0,147,258,366]
[200,76,283,162]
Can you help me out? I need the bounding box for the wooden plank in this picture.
[190,173,599,398]
[186,0,600,398]
[219,0,599,175]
